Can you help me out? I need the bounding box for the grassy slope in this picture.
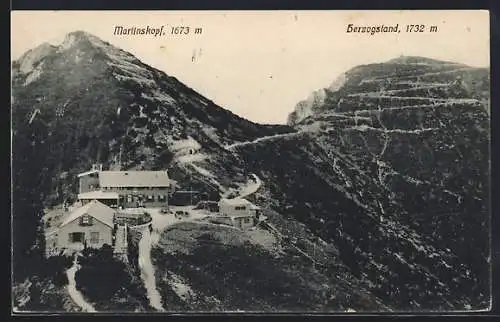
[151,221,386,312]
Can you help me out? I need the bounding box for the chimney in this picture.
[92,163,103,171]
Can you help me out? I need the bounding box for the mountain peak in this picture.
[59,30,109,51]
[66,30,95,38]
[287,55,487,125]
[13,31,112,71]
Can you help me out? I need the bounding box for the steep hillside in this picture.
[11,31,294,311]
[11,30,292,275]
[12,32,490,313]
[151,221,387,312]
[256,56,490,310]
[11,31,292,207]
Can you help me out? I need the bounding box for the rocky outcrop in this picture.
[287,89,327,125]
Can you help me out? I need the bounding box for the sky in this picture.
[11,10,490,124]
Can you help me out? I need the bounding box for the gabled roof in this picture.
[219,197,250,206]
[219,197,260,209]
[59,200,115,228]
[99,171,173,188]
[77,190,119,200]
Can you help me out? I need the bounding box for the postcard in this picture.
[11,10,491,314]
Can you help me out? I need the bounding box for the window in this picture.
[90,232,100,244]
[235,206,246,211]
[80,215,93,226]
[244,217,251,224]
[158,195,165,201]
[127,195,132,203]
[148,195,154,201]
[69,232,85,243]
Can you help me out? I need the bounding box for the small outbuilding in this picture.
[219,197,261,217]
[214,197,261,230]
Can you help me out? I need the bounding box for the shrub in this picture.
[75,247,131,302]
[35,255,73,287]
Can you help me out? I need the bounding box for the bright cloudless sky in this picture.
[11,10,490,124]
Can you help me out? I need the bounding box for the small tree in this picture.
[75,246,131,302]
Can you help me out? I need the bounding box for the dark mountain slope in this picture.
[11,30,292,291]
[13,31,383,312]
[233,56,490,310]
[11,31,292,207]
[235,129,488,310]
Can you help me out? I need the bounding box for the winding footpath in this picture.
[225,132,303,150]
[138,227,166,312]
[66,254,97,313]
[237,173,262,199]
[136,208,199,311]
